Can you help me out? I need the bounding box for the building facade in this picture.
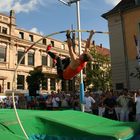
[102,0,140,90]
[0,10,110,95]
[0,10,75,95]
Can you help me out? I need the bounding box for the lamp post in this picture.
[58,0,85,112]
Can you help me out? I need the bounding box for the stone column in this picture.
[48,78,50,92]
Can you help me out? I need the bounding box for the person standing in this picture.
[84,92,95,113]
[103,92,117,120]
[134,89,140,122]
[117,89,131,121]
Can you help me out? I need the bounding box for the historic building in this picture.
[0,10,72,95]
[0,10,110,95]
[102,0,140,90]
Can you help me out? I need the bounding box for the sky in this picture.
[0,0,121,49]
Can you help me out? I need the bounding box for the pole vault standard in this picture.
[58,0,84,112]
[76,0,85,112]
[12,29,109,140]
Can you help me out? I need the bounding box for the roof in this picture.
[102,0,137,19]
[96,46,110,56]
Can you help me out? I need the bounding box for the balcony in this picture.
[36,65,57,75]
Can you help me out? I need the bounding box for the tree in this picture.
[85,46,112,91]
[26,69,45,96]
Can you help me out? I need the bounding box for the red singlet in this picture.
[63,61,87,80]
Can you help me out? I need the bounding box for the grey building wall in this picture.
[108,14,129,90]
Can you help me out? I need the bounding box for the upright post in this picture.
[58,0,84,112]
[75,1,84,112]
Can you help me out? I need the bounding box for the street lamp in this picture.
[58,0,85,112]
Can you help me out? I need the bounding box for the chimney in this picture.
[100,44,102,48]
[9,10,16,35]
[10,10,15,17]
[10,10,16,25]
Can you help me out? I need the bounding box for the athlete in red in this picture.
[46,30,94,80]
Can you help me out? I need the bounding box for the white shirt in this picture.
[52,97,60,107]
[135,96,140,114]
[84,96,95,112]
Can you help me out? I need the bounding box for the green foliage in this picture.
[85,47,112,91]
[26,69,45,96]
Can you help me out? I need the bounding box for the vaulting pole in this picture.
[12,29,108,139]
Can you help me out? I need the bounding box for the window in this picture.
[17,75,25,89]
[19,32,24,39]
[61,80,66,91]
[2,27,7,34]
[42,55,47,65]
[7,82,10,89]
[61,44,65,50]
[29,35,33,42]
[116,83,124,90]
[0,47,6,62]
[50,57,55,68]
[51,41,54,47]
[92,64,99,70]
[28,52,34,66]
[50,78,55,90]
[43,39,46,45]
[42,78,48,90]
[17,51,25,64]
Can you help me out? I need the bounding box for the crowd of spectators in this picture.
[0,88,140,122]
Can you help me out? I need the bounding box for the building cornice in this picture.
[102,0,139,19]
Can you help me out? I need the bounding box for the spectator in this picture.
[84,92,95,113]
[117,89,131,121]
[103,92,117,120]
[98,94,105,117]
[52,93,61,110]
[134,89,140,122]
[46,95,53,110]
